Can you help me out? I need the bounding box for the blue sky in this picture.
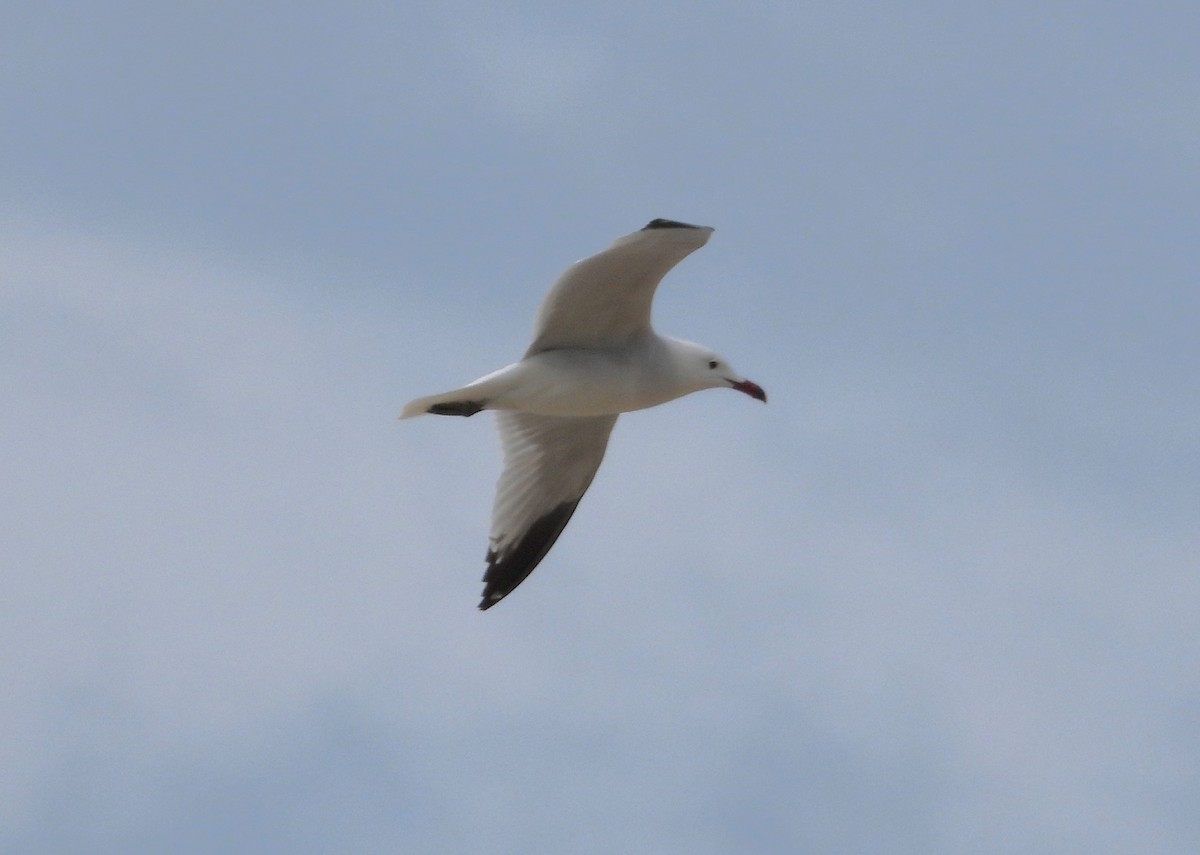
[3,3,1197,852]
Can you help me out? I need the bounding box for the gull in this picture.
[401,219,766,609]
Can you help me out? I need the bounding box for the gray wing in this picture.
[480,411,619,609]
[525,219,713,355]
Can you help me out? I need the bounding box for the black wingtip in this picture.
[477,499,582,610]
[642,218,703,230]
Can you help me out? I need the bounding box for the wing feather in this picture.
[525,221,713,354]
[480,412,619,609]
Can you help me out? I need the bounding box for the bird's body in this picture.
[401,219,765,609]
[402,335,725,419]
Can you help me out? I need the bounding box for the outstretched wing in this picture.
[480,411,619,609]
[525,219,713,355]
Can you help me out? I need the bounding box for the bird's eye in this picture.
[707,360,718,369]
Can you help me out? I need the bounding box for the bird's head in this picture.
[672,340,767,403]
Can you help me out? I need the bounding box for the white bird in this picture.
[401,219,766,609]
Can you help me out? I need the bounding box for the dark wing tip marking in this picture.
[641,218,704,231]
[478,498,582,610]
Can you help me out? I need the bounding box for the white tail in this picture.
[399,386,485,419]
[399,364,519,419]
[400,392,448,419]
[399,395,436,419]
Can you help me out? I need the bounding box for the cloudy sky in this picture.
[3,3,1197,852]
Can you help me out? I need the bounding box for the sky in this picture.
[3,2,1198,852]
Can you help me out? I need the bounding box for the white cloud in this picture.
[2,2,1198,848]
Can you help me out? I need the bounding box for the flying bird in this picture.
[401,219,766,609]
